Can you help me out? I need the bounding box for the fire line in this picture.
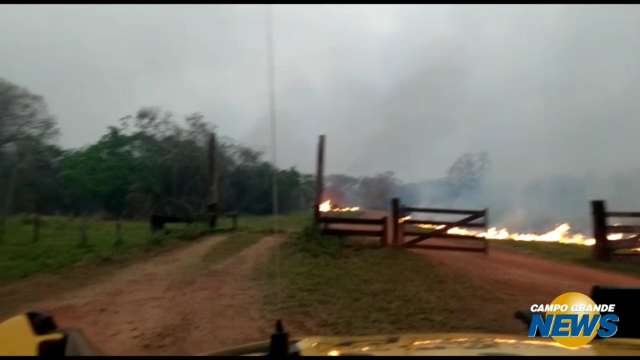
[317,201,640,251]
[402,216,639,250]
[319,200,360,213]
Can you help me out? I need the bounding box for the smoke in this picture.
[349,5,640,232]
[4,5,640,230]
[403,166,640,233]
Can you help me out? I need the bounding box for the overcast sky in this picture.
[3,4,640,184]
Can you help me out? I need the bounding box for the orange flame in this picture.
[398,215,412,223]
[318,199,360,213]
[400,215,639,249]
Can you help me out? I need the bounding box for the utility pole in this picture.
[207,133,218,228]
[266,5,279,233]
[314,135,325,227]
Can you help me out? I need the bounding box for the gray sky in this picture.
[3,4,640,184]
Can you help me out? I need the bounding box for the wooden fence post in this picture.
[32,214,40,243]
[1,158,18,244]
[79,217,88,248]
[483,208,489,254]
[391,198,400,247]
[313,135,325,227]
[592,200,610,261]
[207,133,219,229]
[381,216,388,247]
[484,208,489,230]
[114,220,123,247]
[0,217,5,244]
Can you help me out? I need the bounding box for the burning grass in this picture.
[318,200,361,213]
[259,227,523,336]
[404,217,640,251]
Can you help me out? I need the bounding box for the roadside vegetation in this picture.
[260,227,520,336]
[202,211,310,266]
[0,212,310,283]
[0,212,309,322]
[0,215,227,282]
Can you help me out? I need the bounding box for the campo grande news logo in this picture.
[528,291,619,347]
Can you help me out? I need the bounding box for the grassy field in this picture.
[259,227,520,336]
[0,215,221,282]
[235,211,310,233]
[489,240,640,278]
[202,211,310,266]
[0,212,310,283]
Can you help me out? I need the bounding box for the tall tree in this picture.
[0,79,60,216]
[0,78,58,148]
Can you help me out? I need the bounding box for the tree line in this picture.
[1,77,493,228]
[0,78,315,222]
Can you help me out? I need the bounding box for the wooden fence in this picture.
[391,198,488,253]
[150,212,238,233]
[591,200,640,261]
[318,215,388,246]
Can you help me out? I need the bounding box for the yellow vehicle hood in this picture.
[292,333,640,356]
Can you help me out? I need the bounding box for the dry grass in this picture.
[260,227,512,336]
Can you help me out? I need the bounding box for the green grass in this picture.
[259,227,517,336]
[0,212,313,321]
[235,211,311,233]
[321,210,364,218]
[202,211,311,267]
[0,215,235,283]
[0,211,312,284]
[490,240,640,278]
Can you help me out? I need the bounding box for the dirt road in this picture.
[411,240,640,331]
[414,242,640,300]
[6,235,283,355]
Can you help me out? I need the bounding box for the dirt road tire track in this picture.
[5,234,284,355]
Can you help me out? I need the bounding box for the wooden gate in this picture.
[391,198,488,253]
